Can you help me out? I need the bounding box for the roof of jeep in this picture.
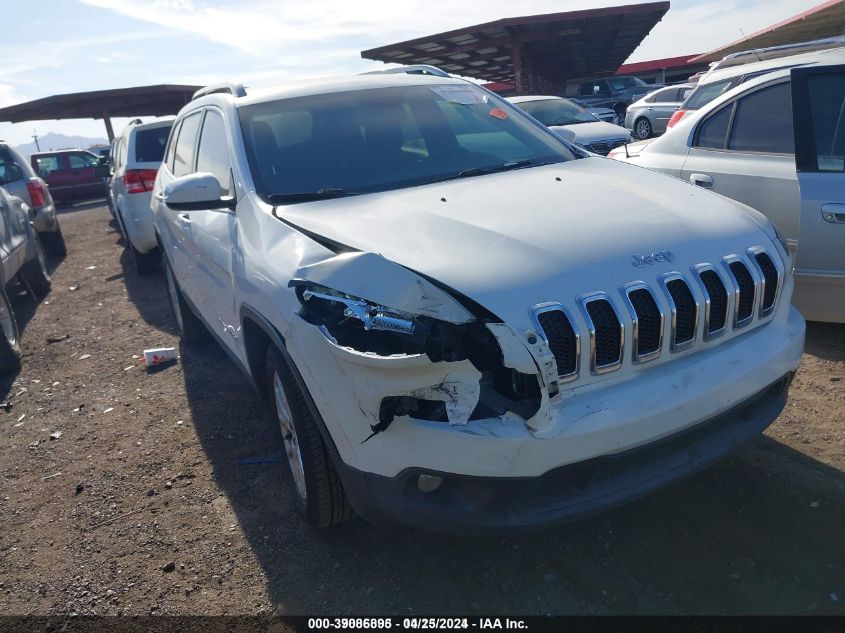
[216,73,473,108]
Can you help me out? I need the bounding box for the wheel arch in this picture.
[240,304,287,399]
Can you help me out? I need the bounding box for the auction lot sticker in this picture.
[431,85,488,105]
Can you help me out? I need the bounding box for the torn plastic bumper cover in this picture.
[335,373,793,533]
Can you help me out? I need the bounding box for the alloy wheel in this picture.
[273,371,307,501]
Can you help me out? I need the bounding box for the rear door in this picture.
[159,111,203,294]
[790,64,845,322]
[679,79,800,252]
[67,152,104,199]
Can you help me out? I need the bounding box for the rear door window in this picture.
[172,112,202,177]
[34,155,61,174]
[134,126,172,164]
[728,82,794,154]
[801,71,845,171]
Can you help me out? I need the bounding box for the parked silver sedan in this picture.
[508,95,631,155]
[624,84,694,139]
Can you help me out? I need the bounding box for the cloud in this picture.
[0,84,26,108]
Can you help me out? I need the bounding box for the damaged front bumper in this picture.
[337,372,793,533]
[284,304,804,532]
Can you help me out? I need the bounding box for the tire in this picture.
[634,116,653,140]
[0,288,21,373]
[40,226,67,258]
[19,238,51,299]
[132,244,160,275]
[163,255,207,344]
[265,344,353,527]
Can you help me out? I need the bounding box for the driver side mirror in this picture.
[164,172,235,211]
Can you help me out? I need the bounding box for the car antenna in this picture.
[739,28,762,62]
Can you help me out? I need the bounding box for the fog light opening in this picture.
[417,474,444,494]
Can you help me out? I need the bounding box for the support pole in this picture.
[101,110,115,141]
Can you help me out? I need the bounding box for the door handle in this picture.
[177,213,191,224]
[690,173,715,189]
[821,203,845,223]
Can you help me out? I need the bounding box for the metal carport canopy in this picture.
[690,0,845,63]
[361,1,670,93]
[0,84,201,141]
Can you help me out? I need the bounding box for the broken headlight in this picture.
[295,282,543,425]
[302,287,416,335]
[294,283,436,356]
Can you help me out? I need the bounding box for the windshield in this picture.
[239,83,576,201]
[516,98,596,126]
[683,78,740,110]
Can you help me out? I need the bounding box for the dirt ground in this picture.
[0,202,843,617]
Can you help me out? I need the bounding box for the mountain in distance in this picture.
[13,132,109,158]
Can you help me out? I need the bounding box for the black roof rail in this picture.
[192,82,247,101]
[362,64,451,78]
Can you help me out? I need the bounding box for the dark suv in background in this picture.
[568,75,662,121]
[0,141,66,257]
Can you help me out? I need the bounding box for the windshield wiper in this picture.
[266,188,359,204]
[456,159,538,178]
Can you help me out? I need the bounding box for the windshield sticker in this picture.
[488,107,508,120]
[431,86,488,105]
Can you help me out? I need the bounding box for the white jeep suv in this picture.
[151,73,804,532]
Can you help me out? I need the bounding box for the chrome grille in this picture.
[698,268,728,337]
[534,306,579,381]
[728,260,755,327]
[582,295,623,373]
[530,246,781,385]
[587,138,628,155]
[626,286,663,361]
[664,277,697,349]
[752,250,779,316]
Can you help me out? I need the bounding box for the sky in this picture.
[0,0,825,147]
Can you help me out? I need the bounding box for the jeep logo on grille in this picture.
[631,250,674,267]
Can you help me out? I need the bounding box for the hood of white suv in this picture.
[274,159,777,329]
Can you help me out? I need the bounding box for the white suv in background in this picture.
[109,118,173,274]
[151,74,803,532]
[610,60,845,323]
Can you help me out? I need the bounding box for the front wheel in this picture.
[0,288,21,373]
[264,345,353,528]
[634,116,653,140]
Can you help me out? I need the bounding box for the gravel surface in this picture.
[0,202,843,616]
